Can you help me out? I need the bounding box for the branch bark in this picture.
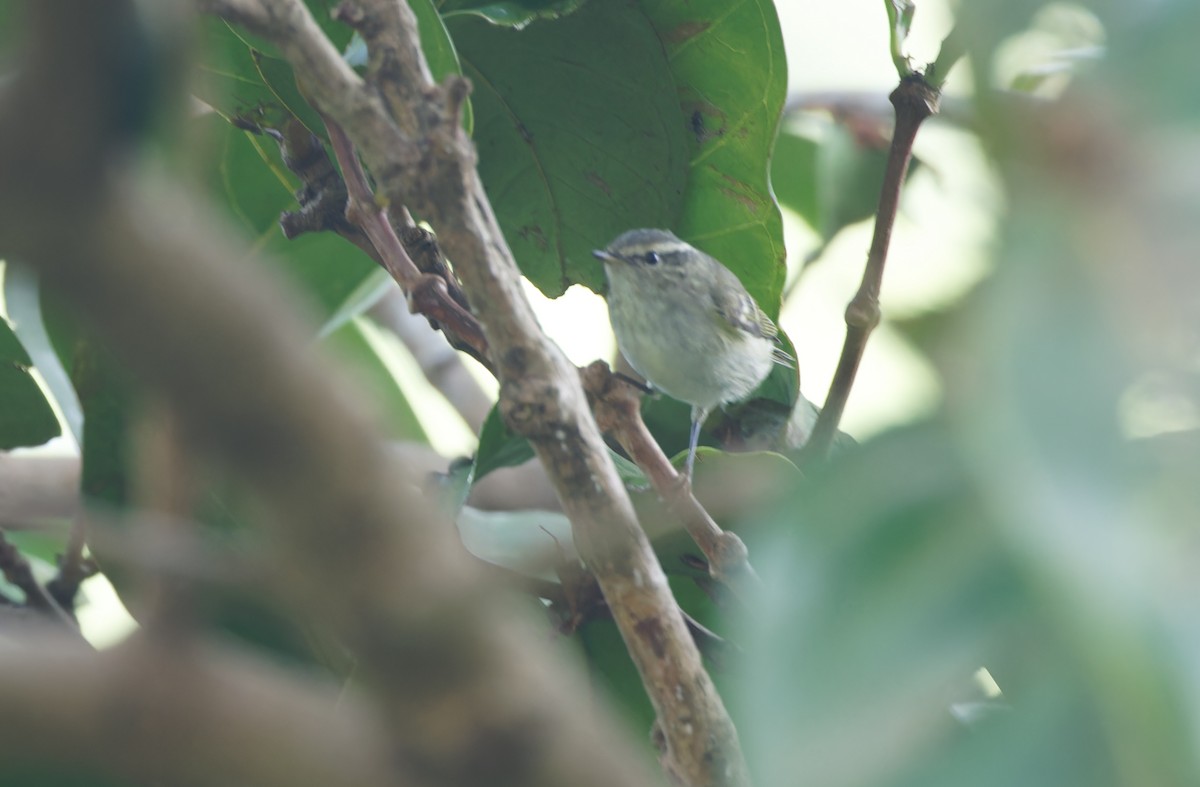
[0,630,399,787]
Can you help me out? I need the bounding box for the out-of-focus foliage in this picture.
[0,310,58,450]
[732,3,1200,786]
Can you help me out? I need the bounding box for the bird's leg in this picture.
[685,406,708,481]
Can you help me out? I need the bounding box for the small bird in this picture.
[593,229,788,479]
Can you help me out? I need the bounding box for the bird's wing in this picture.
[709,264,778,341]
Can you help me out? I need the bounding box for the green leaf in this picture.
[770,127,821,232]
[440,0,587,28]
[639,0,790,320]
[0,312,59,450]
[320,316,430,443]
[195,18,320,135]
[608,447,648,488]
[884,0,916,76]
[736,424,1027,786]
[774,118,919,245]
[456,505,571,576]
[472,404,534,481]
[448,2,689,295]
[39,292,134,509]
[409,0,474,132]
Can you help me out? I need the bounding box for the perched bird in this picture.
[594,229,788,479]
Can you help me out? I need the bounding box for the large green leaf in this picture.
[0,312,58,450]
[639,0,789,320]
[439,0,587,28]
[448,2,689,295]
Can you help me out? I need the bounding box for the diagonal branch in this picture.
[583,362,762,605]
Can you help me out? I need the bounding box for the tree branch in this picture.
[0,630,400,787]
[583,363,762,604]
[800,76,939,465]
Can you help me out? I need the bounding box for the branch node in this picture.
[845,294,880,330]
[332,1,367,29]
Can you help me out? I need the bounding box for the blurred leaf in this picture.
[472,404,534,481]
[774,118,919,245]
[578,614,658,734]
[736,424,1035,787]
[320,316,429,442]
[770,128,821,231]
[0,313,59,450]
[456,505,570,576]
[3,530,68,569]
[195,18,321,135]
[885,0,916,75]
[40,292,134,509]
[640,0,789,320]
[317,267,394,339]
[448,2,688,295]
[1104,3,1200,123]
[439,0,587,29]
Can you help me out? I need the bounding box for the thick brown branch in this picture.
[0,630,399,787]
[801,76,939,465]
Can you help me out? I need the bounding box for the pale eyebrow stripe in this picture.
[625,241,693,256]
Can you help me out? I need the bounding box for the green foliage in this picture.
[773,116,918,248]
[640,0,789,319]
[0,311,58,450]
[472,404,536,482]
[439,0,588,28]
[448,2,689,295]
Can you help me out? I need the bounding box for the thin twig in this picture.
[323,115,492,369]
[45,511,96,614]
[0,530,80,631]
[800,76,939,465]
[270,118,492,369]
[582,362,762,605]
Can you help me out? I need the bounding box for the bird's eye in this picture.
[645,251,661,265]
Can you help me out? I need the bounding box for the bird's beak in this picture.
[592,249,614,262]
